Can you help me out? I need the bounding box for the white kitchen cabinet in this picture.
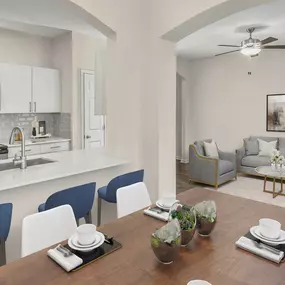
[0,63,32,113]
[32,67,61,113]
[40,141,70,154]
[8,145,41,158]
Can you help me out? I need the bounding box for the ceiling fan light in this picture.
[240,47,261,56]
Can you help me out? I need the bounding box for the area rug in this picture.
[205,175,285,208]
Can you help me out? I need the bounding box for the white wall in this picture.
[0,28,52,67]
[51,32,73,114]
[178,51,285,153]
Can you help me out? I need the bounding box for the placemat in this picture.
[63,238,122,272]
[244,231,285,262]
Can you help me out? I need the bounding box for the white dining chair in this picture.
[21,205,77,257]
[116,182,151,218]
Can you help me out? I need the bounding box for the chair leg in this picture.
[84,211,92,224]
[0,238,6,266]
[76,220,79,227]
[215,184,218,190]
[97,197,102,227]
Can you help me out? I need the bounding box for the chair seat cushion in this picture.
[38,203,46,212]
[219,159,234,175]
[242,155,270,168]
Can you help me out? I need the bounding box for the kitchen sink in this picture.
[0,158,56,172]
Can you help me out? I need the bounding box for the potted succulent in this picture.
[169,203,196,246]
[151,219,181,264]
[195,200,217,237]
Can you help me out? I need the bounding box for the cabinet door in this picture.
[0,63,32,113]
[32,67,61,113]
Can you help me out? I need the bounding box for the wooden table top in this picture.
[1,188,285,285]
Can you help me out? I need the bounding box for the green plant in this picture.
[170,204,196,231]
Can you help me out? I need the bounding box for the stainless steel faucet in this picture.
[9,126,27,169]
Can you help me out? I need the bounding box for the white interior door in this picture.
[83,72,105,149]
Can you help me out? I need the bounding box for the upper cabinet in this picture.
[0,63,61,114]
[0,63,32,113]
[32,67,61,113]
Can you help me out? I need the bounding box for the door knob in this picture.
[85,135,91,139]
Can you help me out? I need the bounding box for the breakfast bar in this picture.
[0,148,129,263]
[1,188,285,285]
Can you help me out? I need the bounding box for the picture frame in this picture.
[267,94,285,132]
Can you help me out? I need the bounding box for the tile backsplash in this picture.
[0,113,71,143]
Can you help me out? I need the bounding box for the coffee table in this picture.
[255,166,285,198]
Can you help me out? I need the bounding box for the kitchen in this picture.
[0,12,128,263]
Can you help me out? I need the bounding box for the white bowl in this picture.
[187,281,212,285]
[76,224,97,245]
[259,218,281,239]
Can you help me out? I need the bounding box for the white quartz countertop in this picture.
[0,149,127,192]
[1,137,71,148]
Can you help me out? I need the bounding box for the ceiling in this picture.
[0,0,105,38]
[176,0,285,60]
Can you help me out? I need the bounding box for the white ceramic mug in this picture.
[187,281,212,285]
[76,224,97,245]
[259,218,281,239]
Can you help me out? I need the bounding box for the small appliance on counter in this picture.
[0,144,8,160]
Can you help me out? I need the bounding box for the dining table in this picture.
[1,187,285,285]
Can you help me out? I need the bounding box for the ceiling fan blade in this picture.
[218,44,241,48]
[215,49,240,57]
[261,37,278,45]
[263,45,285,49]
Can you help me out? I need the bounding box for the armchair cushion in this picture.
[244,138,258,156]
[204,140,219,158]
[219,160,234,175]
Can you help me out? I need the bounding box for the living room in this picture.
[176,0,285,206]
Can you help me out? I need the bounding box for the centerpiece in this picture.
[151,219,181,264]
[169,203,196,246]
[195,200,217,237]
[270,149,284,171]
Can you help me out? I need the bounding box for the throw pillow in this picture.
[244,138,259,156]
[204,140,219,158]
[257,139,277,156]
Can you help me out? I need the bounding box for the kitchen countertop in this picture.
[1,137,71,148]
[0,148,127,192]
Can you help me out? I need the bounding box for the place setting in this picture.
[47,224,122,272]
[236,218,285,263]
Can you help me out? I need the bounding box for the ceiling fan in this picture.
[215,27,285,57]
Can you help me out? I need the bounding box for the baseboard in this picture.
[176,156,189,164]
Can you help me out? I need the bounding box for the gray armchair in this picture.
[189,140,237,189]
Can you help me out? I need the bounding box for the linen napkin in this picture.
[236,236,284,264]
[47,245,83,272]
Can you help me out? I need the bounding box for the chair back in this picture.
[21,205,77,257]
[0,203,13,241]
[44,183,96,220]
[105,170,144,203]
[116,182,151,218]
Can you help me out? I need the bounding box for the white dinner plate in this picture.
[68,231,105,252]
[71,233,100,248]
[156,197,179,209]
[156,202,171,211]
[250,226,285,246]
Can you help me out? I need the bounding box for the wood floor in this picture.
[176,161,197,194]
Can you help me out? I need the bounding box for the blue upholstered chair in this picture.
[0,203,13,266]
[38,183,96,225]
[97,170,144,226]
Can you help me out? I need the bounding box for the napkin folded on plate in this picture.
[47,246,83,272]
[236,236,284,264]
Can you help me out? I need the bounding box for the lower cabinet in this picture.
[8,141,70,158]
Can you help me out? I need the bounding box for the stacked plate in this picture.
[250,226,285,246]
[156,197,179,211]
[68,231,105,252]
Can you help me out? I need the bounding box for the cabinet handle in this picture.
[29,102,32,112]
[50,146,61,149]
[34,102,37,112]
[26,149,32,152]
